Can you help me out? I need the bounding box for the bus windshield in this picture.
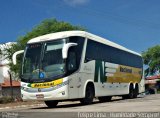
[22,39,66,82]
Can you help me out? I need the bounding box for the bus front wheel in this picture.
[80,84,95,105]
[44,100,58,108]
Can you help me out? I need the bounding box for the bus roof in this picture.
[27,31,141,56]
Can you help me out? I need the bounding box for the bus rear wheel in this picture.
[80,85,94,105]
[133,84,139,98]
[122,84,134,99]
[45,100,58,108]
[98,96,112,102]
[128,84,134,99]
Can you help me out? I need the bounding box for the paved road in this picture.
[0,94,160,118]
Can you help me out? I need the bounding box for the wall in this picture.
[2,87,21,99]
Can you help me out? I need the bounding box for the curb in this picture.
[0,103,45,110]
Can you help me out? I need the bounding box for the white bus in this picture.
[13,31,144,107]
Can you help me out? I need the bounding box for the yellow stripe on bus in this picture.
[30,79,63,88]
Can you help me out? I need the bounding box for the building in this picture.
[145,67,160,94]
[1,80,21,98]
[145,75,160,94]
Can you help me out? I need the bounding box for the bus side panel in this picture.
[95,82,130,96]
[79,60,129,98]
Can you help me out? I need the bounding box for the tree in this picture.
[142,45,160,75]
[3,18,85,78]
[0,48,2,55]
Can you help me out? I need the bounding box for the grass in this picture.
[157,90,160,94]
[0,96,14,104]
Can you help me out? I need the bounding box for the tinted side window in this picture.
[86,39,142,68]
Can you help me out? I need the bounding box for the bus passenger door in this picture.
[67,51,79,99]
[68,74,79,99]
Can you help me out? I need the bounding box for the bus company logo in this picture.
[28,79,63,88]
[38,88,41,92]
[33,83,54,88]
[120,66,132,73]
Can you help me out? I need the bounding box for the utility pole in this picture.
[8,70,13,100]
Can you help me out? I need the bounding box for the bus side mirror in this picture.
[62,43,77,59]
[12,50,24,65]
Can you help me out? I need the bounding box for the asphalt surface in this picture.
[0,94,160,118]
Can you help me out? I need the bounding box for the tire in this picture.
[98,96,112,102]
[45,101,58,108]
[128,84,134,99]
[133,84,139,98]
[122,84,134,99]
[80,85,94,105]
[149,88,156,94]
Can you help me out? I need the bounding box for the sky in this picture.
[0,0,160,53]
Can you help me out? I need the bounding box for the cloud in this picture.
[63,0,89,6]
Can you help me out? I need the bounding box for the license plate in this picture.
[36,94,44,99]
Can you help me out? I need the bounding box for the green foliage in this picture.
[142,45,160,70]
[17,18,85,49]
[3,18,85,77]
